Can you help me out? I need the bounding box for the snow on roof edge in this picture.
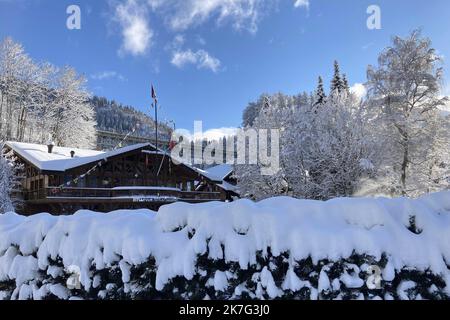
[5,141,159,172]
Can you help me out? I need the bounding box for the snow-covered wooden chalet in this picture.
[4,142,238,215]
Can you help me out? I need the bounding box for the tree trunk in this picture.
[5,98,12,140]
[21,110,28,141]
[400,139,409,196]
[17,105,27,141]
[16,106,23,140]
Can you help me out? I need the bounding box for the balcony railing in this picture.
[25,187,223,203]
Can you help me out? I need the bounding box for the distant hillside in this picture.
[92,96,171,140]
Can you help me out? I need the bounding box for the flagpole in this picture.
[152,87,159,188]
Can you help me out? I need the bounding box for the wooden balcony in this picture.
[24,187,224,205]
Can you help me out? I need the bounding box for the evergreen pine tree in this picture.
[342,74,350,94]
[315,76,326,105]
[330,60,344,93]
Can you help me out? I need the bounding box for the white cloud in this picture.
[171,49,221,73]
[182,1,257,33]
[114,0,153,56]
[164,34,186,54]
[110,0,310,59]
[91,71,127,81]
[147,0,165,10]
[155,0,263,34]
[171,50,197,66]
[294,0,309,9]
[179,127,238,141]
[170,34,186,50]
[200,127,238,141]
[196,35,206,46]
[350,83,367,99]
[146,0,308,34]
[173,34,185,47]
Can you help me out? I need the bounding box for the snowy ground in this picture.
[1,192,450,300]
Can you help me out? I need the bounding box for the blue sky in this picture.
[1,0,450,133]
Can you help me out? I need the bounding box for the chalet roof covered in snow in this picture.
[197,164,233,182]
[194,164,237,192]
[216,180,238,192]
[5,141,157,172]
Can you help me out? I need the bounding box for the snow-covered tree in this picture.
[31,63,58,144]
[289,93,377,199]
[235,94,293,199]
[0,144,23,213]
[0,156,14,213]
[424,114,450,192]
[314,76,326,106]
[242,94,268,127]
[14,58,53,142]
[0,37,97,149]
[0,37,34,140]
[235,88,376,200]
[49,66,96,148]
[342,74,350,94]
[295,91,311,108]
[366,30,449,196]
[330,60,344,94]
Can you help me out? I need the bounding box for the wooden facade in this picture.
[6,143,234,215]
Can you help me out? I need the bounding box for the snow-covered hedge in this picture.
[1,192,450,300]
